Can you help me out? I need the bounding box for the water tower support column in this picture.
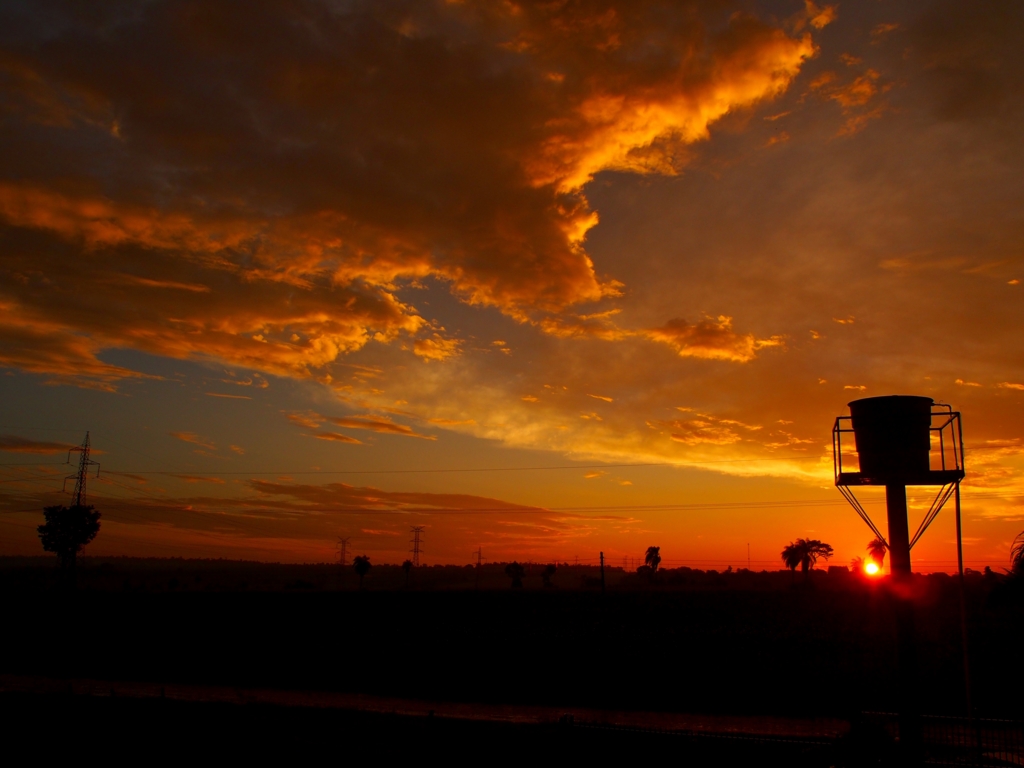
[885,484,912,576]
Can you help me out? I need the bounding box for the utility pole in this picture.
[747,543,751,571]
[475,547,482,589]
[599,551,605,595]
[410,526,424,567]
[337,537,350,567]
[64,432,100,506]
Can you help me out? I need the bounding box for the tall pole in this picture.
[886,482,920,763]
[599,551,605,595]
[475,547,482,590]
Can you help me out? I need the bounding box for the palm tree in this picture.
[402,559,413,588]
[1011,531,1024,576]
[782,540,807,572]
[867,537,887,568]
[850,556,865,573]
[781,539,833,577]
[505,561,525,589]
[353,555,371,588]
[644,546,662,572]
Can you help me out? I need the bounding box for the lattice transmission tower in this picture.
[410,526,424,567]
[63,432,100,506]
[337,537,350,567]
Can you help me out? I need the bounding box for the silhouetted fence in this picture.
[862,712,1023,766]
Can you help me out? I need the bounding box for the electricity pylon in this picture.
[337,537,350,567]
[63,432,100,506]
[410,526,424,567]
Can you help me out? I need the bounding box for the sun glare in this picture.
[864,562,880,576]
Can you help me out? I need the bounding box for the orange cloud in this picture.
[651,410,763,446]
[249,480,544,514]
[286,412,323,429]
[809,65,889,135]
[537,312,629,341]
[644,316,783,362]
[803,2,838,30]
[517,9,816,192]
[169,432,216,450]
[0,435,76,454]
[326,415,437,441]
[0,2,817,386]
[413,334,462,362]
[312,431,364,445]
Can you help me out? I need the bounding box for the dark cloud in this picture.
[908,0,1024,121]
[0,0,815,386]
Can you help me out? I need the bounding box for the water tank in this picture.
[848,396,933,479]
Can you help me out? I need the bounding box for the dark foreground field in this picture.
[1,559,1022,719]
[2,558,1023,765]
[0,689,847,765]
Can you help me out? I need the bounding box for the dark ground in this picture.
[0,690,845,765]
[1,558,1022,766]
[1,557,1022,719]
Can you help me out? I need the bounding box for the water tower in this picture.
[832,395,966,761]
[833,396,965,577]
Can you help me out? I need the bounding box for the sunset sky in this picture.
[1,0,1022,570]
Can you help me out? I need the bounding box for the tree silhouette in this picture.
[850,556,865,573]
[402,559,413,588]
[867,537,887,568]
[353,555,371,588]
[644,546,662,572]
[781,538,834,578]
[782,540,806,572]
[541,564,556,588]
[805,540,834,570]
[505,561,525,589]
[1011,531,1024,576]
[38,504,100,587]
